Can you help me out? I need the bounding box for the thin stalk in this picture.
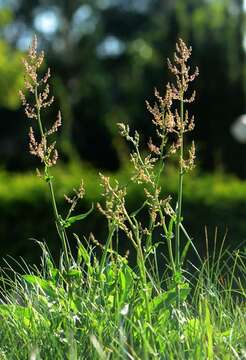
[175,95,184,271]
[35,86,70,270]
[124,211,156,353]
[99,223,115,274]
[136,241,156,352]
[159,209,176,274]
[141,130,168,252]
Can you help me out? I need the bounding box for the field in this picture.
[0,37,245,360]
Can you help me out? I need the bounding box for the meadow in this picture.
[0,37,245,360]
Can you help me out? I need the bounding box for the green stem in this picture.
[99,223,115,274]
[124,211,156,351]
[175,95,184,271]
[144,132,166,250]
[136,241,155,351]
[159,209,176,274]
[35,86,70,271]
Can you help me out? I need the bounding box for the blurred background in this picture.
[0,0,245,266]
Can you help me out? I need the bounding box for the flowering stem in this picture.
[121,205,155,350]
[175,95,184,271]
[35,85,70,271]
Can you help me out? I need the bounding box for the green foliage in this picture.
[0,40,24,109]
[0,239,245,359]
[0,8,12,27]
[0,9,24,109]
[0,164,246,264]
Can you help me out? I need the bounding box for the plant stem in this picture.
[159,209,176,274]
[99,223,115,274]
[35,86,70,271]
[175,95,184,271]
[124,211,156,352]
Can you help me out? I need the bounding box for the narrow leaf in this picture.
[64,204,94,228]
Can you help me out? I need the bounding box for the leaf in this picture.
[74,233,93,269]
[119,271,126,294]
[76,239,91,266]
[149,284,190,313]
[50,268,59,282]
[66,269,82,279]
[204,299,214,360]
[168,216,175,237]
[180,239,191,266]
[23,274,49,287]
[22,275,57,298]
[118,264,136,303]
[0,305,33,327]
[184,318,201,339]
[64,204,94,228]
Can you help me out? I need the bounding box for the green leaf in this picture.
[0,305,33,327]
[22,275,57,298]
[50,268,59,282]
[44,173,54,182]
[119,271,126,294]
[149,284,190,313]
[119,264,137,303]
[180,238,191,265]
[184,318,201,339]
[64,204,94,228]
[66,269,82,279]
[168,216,175,237]
[76,238,91,266]
[23,274,49,287]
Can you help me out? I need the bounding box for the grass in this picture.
[0,37,245,359]
[0,241,245,359]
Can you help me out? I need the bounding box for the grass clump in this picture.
[0,37,245,359]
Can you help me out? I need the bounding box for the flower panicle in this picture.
[97,173,130,234]
[181,140,196,172]
[144,38,198,171]
[19,36,62,170]
[167,38,199,101]
[47,111,62,136]
[28,126,59,167]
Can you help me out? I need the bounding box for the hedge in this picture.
[0,162,245,267]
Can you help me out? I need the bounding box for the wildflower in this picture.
[167,38,199,102]
[64,180,85,218]
[97,174,128,233]
[19,36,61,169]
[182,141,196,172]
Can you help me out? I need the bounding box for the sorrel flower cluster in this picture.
[19,36,88,271]
[19,35,61,169]
[146,38,199,171]
[113,38,198,272]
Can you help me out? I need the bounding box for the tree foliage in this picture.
[0,9,24,109]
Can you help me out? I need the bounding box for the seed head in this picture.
[97,173,128,232]
[167,38,199,101]
[20,36,62,170]
[182,141,196,172]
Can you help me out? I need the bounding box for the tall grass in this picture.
[0,37,245,359]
